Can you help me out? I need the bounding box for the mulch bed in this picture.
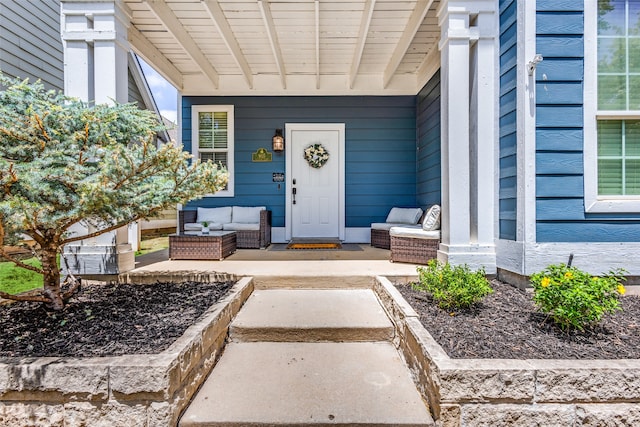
[0,281,235,358]
[396,280,640,359]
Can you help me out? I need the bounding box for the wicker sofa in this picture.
[389,204,441,264]
[178,206,271,249]
[370,207,424,249]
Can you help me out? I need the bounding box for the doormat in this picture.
[268,243,363,252]
[286,242,342,250]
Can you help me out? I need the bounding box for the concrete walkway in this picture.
[135,246,432,426]
[179,287,434,426]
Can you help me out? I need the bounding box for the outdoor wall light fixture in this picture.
[272,128,284,152]
[527,54,543,76]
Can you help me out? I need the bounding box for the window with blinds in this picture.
[598,120,640,194]
[192,105,234,196]
[597,0,640,196]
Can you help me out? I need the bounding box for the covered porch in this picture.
[132,243,420,281]
[61,0,499,273]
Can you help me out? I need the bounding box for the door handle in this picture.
[292,187,297,204]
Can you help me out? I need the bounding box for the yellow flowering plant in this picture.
[414,260,493,310]
[530,264,626,331]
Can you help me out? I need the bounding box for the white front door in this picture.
[286,124,345,240]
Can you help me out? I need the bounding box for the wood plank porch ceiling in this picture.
[125,0,441,96]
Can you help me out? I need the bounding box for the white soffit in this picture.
[127,0,442,95]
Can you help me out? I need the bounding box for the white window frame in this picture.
[584,0,640,212]
[191,105,234,197]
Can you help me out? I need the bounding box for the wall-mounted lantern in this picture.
[272,128,284,152]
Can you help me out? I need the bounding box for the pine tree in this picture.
[0,75,227,310]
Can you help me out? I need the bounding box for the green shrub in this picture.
[530,264,626,331]
[413,260,493,310]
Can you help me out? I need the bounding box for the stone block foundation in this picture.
[0,274,253,427]
[373,276,640,427]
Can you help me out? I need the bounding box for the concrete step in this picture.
[251,275,374,289]
[179,342,434,427]
[229,289,394,342]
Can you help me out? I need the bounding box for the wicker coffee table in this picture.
[169,231,237,260]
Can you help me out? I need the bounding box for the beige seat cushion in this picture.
[389,227,440,240]
[185,222,223,231]
[183,222,203,231]
[223,223,261,231]
[370,222,415,231]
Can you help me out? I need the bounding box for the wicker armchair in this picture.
[179,209,271,249]
[388,204,441,264]
[389,228,440,264]
[370,207,425,249]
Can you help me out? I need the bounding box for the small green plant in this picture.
[530,264,626,331]
[413,260,493,310]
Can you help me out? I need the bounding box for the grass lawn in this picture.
[0,257,43,295]
[135,235,169,256]
[0,234,169,296]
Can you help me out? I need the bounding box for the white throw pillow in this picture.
[197,206,232,224]
[422,204,441,231]
[385,207,423,224]
[232,206,265,224]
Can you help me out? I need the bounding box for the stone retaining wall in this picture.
[374,276,640,427]
[0,275,253,427]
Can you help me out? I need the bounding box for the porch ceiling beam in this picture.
[202,0,253,89]
[349,0,376,89]
[383,0,434,88]
[128,25,183,90]
[315,0,320,90]
[143,0,219,88]
[416,43,440,87]
[258,0,286,89]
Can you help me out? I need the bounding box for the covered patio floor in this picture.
[132,244,420,279]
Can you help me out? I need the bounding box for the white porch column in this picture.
[474,8,498,260]
[437,0,498,273]
[439,8,471,247]
[61,0,136,274]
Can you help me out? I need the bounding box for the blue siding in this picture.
[416,70,441,208]
[535,82,583,105]
[537,0,584,12]
[538,222,640,242]
[535,6,584,239]
[537,106,583,127]
[536,129,583,151]
[182,96,417,229]
[499,0,518,240]
[535,4,640,242]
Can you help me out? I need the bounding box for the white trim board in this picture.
[497,239,640,276]
[285,123,346,241]
[518,0,537,243]
[583,0,640,213]
[190,104,235,197]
